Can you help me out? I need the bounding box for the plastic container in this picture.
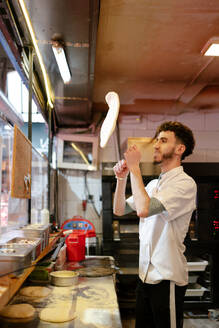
[31,208,38,224]
[41,209,50,225]
[65,233,85,262]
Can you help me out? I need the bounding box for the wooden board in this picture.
[11,125,32,199]
[127,137,155,162]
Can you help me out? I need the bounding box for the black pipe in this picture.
[28,46,33,224]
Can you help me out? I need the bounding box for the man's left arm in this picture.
[124,145,151,218]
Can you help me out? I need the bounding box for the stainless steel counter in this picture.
[37,276,122,328]
[0,259,122,328]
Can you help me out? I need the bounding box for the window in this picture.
[7,70,45,123]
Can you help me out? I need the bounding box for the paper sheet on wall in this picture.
[11,125,32,198]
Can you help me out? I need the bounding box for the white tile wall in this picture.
[204,112,219,131]
[194,131,219,150]
[119,115,148,130]
[184,149,207,162]
[147,114,176,130]
[133,129,154,138]
[176,112,205,131]
[206,149,219,162]
[58,169,102,234]
[99,146,116,163]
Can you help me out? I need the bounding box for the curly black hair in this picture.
[154,121,195,160]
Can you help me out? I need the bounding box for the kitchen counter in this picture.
[0,258,122,328]
[37,276,122,328]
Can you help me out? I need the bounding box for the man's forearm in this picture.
[130,166,150,218]
[113,178,127,216]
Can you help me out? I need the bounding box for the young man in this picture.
[113,121,197,328]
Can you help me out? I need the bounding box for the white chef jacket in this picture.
[126,166,197,286]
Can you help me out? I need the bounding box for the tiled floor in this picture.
[121,310,219,328]
[184,319,219,328]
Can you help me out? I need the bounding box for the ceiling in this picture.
[2,0,219,133]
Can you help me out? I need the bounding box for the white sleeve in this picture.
[154,178,197,221]
[126,195,136,211]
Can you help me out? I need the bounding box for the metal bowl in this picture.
[50,270,79,286]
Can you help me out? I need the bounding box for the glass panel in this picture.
[0,118,49,234]
[63,140,93,165]
[0,117,28,230]
[31,148,48,224]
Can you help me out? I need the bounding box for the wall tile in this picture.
[133,129,154,138]
[204,112,219,131]
[58,169,102,232]
[102,132,115,147]
[99,146,116,162]
[183,149,207,162]
[194,131,219,149]
[175,112,205,131]
[119,115,147,130]
[119,129,134,145]
[206,149,219,162]
[147,114,176,130]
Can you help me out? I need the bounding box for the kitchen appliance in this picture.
[65,233,86,262]
[61,216,97,255]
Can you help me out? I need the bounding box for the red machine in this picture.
[61,216,97,260]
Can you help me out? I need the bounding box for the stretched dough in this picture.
[39,303,76,323]
[0,303,35,319]
[100,91,120,148]
[20,286,51,298]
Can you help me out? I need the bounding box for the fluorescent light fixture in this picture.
[201,37,219,56]
[18,0,53,108]
[120,114,141,124]
[71,142,89,165]
[52,45,71,83]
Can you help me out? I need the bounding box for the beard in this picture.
[153,147,175,165]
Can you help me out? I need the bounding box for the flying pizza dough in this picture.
[20,286,51,298]
[39,303,76,323]
[100,91,120,148]
[0,303,35,319]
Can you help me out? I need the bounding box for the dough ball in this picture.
[39,304,76,323]
[0,303,35,319]
[20,286,51,298]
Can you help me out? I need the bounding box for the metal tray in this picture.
[187,258,208,272]
[0,244,33,276]
[6,237,42,261]
[22,224,50,250]
[185,283,208,297]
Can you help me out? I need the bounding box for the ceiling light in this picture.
[201,37,219,56]
[52,42,71,83]
[71,142,89,165]
[18,0,54,108]
[119,114,141,124]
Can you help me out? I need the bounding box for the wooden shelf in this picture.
[0,232,61,311]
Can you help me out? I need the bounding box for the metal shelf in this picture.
[0,232,61,311]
